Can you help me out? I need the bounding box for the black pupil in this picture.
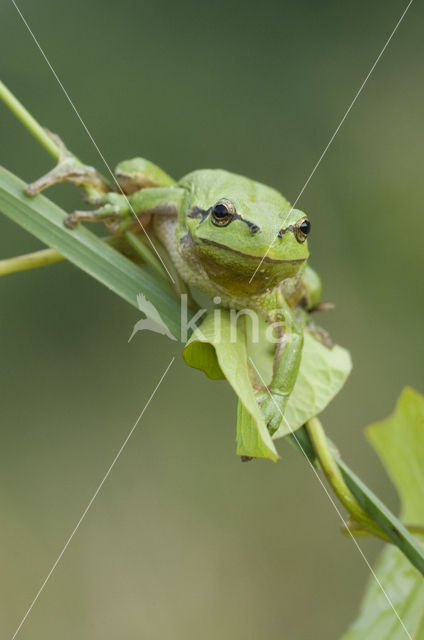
[213,203,229,219]
[299,219,311,235]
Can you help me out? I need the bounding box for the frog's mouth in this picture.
[180,232,306,296]
[198,237,306,264]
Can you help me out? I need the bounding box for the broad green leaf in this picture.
[367,388,424,524]
[182,340,225,380]
[247,315,352,437]
[236,399,276,461]
[340,388,424,639]
[276,331,352,437]
[0,167,182,336]
[341,546,424,640]
[183,311,279,461]
[184,310,351,461]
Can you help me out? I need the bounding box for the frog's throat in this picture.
[197,237,305,264]
[178,231,306,297]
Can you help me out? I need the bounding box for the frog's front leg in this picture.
[255,291,304,435]
[65,186,185,231]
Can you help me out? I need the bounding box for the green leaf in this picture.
[0,167,182,337]
[183,311,279,461]
[247,315,352,437]
[340,388,424,639]
[367,387,424,524]
[341,545,424,640]
[184,311,352,461]
[277,331,352,437]
[236,399,277,461]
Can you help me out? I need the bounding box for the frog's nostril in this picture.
[249,224,260,234]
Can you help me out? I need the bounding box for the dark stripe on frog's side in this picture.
[188,205,297,237]
[188,206,260,234]
[188,206,209,222]
[277,225,295,238]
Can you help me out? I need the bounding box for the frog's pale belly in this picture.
[152,215,304,309]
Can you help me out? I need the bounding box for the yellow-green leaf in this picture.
[183,311,279,461]
[341,388,424,639]
[367,387,424,523]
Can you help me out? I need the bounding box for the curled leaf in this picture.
[184,311,278,461]
[184,310,352,460]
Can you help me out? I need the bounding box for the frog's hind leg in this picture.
[115,158,176,193]
[254,291,305,435]
[25,131,110,200]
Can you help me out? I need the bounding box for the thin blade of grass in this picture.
[337,455,424,575]
[0,167,182,336]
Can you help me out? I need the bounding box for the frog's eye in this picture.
[211,199,235,227]
[294,218,311,243]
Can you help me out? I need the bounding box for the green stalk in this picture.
[295,419,424,576]
[0,80,60,160]
[0,247,64,275]
[0,236,125,277]
[305,417,387,540]
[341,520,424,539]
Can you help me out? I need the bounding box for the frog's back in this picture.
[179,169,290,210]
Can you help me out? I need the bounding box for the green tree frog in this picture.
[26,154,322,435]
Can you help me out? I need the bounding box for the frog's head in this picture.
[178,169,310,295]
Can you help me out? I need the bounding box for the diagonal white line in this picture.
[9,357,175,640]
[249,0,415,283]
[249,357,413,640]
[11,0,175,284]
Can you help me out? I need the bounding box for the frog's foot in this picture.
[310,302,335,313]
[64,192,130,230]
[25,137,110,199]
[306,321,334,348]
[256,389,288,436]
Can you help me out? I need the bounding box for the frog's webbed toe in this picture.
[26,157,110,200]
[25,131,110,200]
[64,192,131,229]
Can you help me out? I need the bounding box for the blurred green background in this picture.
[1,1,423,638]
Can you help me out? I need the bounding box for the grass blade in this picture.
[337,455,424,575]
[0,166,182,336]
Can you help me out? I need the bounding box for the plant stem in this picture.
[0,247,64,275]
[124,231,168,281]
[305,416,387,540]
[0,80,61,160]
[336,453,424,574]
[293,420,424,575]
[341,521,424,539]
[0,236,125,277]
